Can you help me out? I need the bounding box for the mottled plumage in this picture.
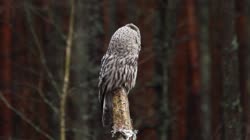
[98,23,141,126]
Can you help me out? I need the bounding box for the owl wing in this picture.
[123,55,138,93]
[98,54,112,102]
[98,54,115,126]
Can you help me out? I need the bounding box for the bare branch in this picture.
[59,0,75,140]
[0,92,54,140]
[24,5,61,96]
[13,82,58,114]
[23,2,66,40]
[37,74,59,113]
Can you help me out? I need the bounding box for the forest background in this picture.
[0,0,250,140]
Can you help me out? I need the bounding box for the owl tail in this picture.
[102,93,113,127]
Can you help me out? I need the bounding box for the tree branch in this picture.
[59,0,75,140]
[0,92,54,140]
[14,82,58,114]
[112,88,137,140]
[24,4,61,96]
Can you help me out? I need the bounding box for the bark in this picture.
[246,1,250,140]
[170,36,188,140]
[235,0,250,139]
[220,1,242,140]
[15,8,36,139]
[131,0,157,140]
[185,1,201,139]
[37,75,50,140]
[171,0,201,139]
[209,1,224,139]
[0,0,13,139]
[170,1,188,138]
[198,0,211,140]
[156,2,169,138]
[71,0,90,139]
[112,88,135,140]
[36,1,50,139]
[102,0,110,51]
[155,0,178,139]
[116,0,128,26]
[28,0,54,139]
[113,89,132,130]
[247,1,250,139]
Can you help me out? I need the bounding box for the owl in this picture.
[98,23,141,126]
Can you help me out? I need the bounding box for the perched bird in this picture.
[98,23,141,127]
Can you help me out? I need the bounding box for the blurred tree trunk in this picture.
[16,40,37,139]
[170,1,188,140]
[13,1,45,139]
[171,0,201,140]
[36,1,50,140]
[71,1,89,139]
[116,0,127,26]
[185,1,201,139]
[15,4,33,139]
[131,0,157,140]
[220,1,242,140]
[155,0,168,139]
[235,0,250,139]
[17,1,54,139]
[0,0,13,139]
[209,1,224,139]
[155,0,178,140]
[248,1,250,139]
[209,1,243,139]
[70,0,103,139]
[247,1,250,139]
[197,0,211,140]
[173,0,201,139]
[103,0,111,51]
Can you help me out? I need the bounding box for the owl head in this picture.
[125,23,141,45]
[108,23,141,55]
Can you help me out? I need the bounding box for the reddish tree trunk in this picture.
[209,1,224,139]
[102,0,110,51]
[37,1,50,139]
[171,0,201,139]
[235,0,250,139]
[197,0,211,139]
[170,2,189,140]
[14,7,37,139]
[13,2,26,138]
[0,0,13,139]
[37,76,50,140]
[170,39,188,140]
[210,1,241,140]
[131,0,157,140]
[14,1,50,139]
[116,0,128,26]
[220,1,241,140]
[185,0,201,139]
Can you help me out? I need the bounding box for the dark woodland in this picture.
[0,0,250,140]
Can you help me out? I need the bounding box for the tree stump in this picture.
[112,88,137,140]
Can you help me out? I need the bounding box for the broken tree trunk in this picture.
[112,88,137,140]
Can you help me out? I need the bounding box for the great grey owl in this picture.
[98,23,141,126]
